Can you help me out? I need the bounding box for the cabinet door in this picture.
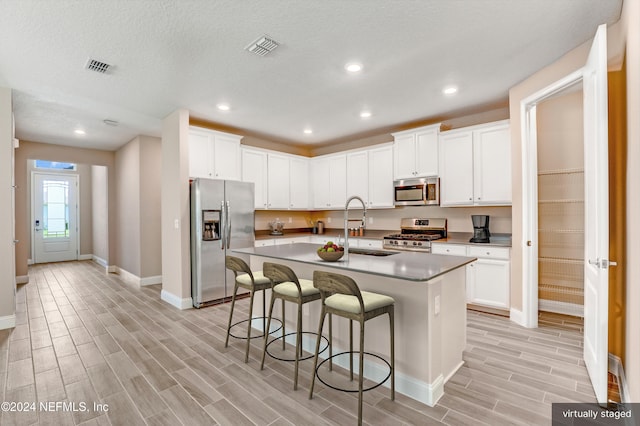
[368,145,394,208]
[188,131,213,179]
[328,154,347,208]
[267,153,290,209]
[312,157,331,208]
[415,128,439,177]
[213,134,241,180]
[241,149,268,209]
[439,131,474,206]
[393,134,416,179]
[467,259,510,308]
[473,124,511,205]
[289,156,309,209]
[255,239,275,247]
[359,239,383,249]
[346,150,369,204]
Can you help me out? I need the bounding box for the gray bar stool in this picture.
[260,262,325,390]
[309,270,395,426]
[225,255,274,363]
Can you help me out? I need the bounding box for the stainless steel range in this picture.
[383,218,447,252]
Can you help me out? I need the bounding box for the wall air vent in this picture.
[85,58,112,74]
[245,35,279,56]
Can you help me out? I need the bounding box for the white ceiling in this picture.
[0,0,622,151]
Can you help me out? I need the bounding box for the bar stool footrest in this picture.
[315,351,392,393]
[228,317,283,340]
[265,332,329,362]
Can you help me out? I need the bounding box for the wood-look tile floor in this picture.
[0,261,595,426]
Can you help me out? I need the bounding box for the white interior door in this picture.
[33,173,78,263]
[582,24,610,406]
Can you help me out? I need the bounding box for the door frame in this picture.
[31,171,80,263]
[520,69,584,328]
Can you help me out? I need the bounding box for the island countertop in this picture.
[232,242,475,282]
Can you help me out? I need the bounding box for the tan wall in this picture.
[622,0,640,402]
[537,91,584,171]
[115,137,142,276]
[0,87,15,322]
[139,136,162,278]
[14,141,117,276]
[91,165,109,263]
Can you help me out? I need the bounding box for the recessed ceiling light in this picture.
[303,129,313,135]
[443,86,458,95]
[74,129,86,135]
[217,103,230,111]
[360,111,372,119]
[345,62,362,73]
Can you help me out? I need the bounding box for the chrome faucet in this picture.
[343,195,367,261]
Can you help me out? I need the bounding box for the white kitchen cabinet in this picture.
[242,148,268,209]
[255,239,275,247]
[357,239,383,250]
[188,127,241,180]
[267,153,290,209]
[431,242,510,309]
[289,156,310,209]
[439,120,511,206]
[392,123,440,179]
[312,153,347,209]
[274,236,311,245]
[345,144,393,209]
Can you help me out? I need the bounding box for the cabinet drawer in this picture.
[431,244,467,256]
[467,245,510,260]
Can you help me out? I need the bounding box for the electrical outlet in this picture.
[288,217,292,223]
[369,217,374,224]
[327,217,331,224]
[434,295,440,315]
[174,219,179,230]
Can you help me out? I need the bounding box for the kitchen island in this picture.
[232,243,475,406]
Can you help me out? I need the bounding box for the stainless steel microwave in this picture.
[393,177,440,206]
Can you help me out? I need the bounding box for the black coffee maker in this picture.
[470,215,491,243]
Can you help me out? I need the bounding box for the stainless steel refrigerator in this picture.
[191,178,255,308]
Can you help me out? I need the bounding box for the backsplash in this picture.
[256,207,512,233]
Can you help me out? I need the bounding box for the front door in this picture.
[582,24,610,406]
[33,173,79,263]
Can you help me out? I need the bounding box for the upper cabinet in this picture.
[311,153,347,209]
[188,127,242,180]
[392,123,440,179]
[439,120,511,206]
[241,147,310,210]
[346,144,394,209]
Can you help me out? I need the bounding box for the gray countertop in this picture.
[233,243,476,282]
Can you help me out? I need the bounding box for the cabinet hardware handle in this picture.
[527,240,532,246]
[486,252,490,255]
[468,197,472,200]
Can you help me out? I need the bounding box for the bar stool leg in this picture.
[245,289,256,363]
[309,306,327,399]
[358,320,365,426]
[349,319,354,381]
[225,283,240,348]
[281,299,286,351]
[260,291,277,370]
[294,303,302,390]
[329,313,333,371]
[390,307,395,400]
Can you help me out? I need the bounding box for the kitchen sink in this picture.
[349,248,398,257]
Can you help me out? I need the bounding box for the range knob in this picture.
[402,241,408,246]
[412,241,418,246]
[417,242,423,246]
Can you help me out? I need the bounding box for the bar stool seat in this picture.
[273,279,317,297]
[324,291,394,314]
[225,256,277,363]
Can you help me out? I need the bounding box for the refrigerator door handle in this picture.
[220,201,226,250]
[226,201,232,249]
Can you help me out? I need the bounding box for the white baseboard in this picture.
[16,275,29,285]
[92,255,108,268]
[539,300,584,317]
[257,323,444,406]
[509,307,528,327]
[161,289,193,310]
[107,265,118,273]
[78,254,93,261]
[140,275,162,286]
[0,314,16,330]
[27,258,34,265]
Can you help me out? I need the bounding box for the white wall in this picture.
[91,165,109,263]
[0,87,15,329]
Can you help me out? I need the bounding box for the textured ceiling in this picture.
[0,0,622,151]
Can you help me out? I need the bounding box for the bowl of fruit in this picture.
[317,241,344,262]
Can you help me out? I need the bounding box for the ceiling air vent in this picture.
[85,58,112,74]
[245,35,279,56]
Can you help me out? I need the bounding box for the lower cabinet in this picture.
[431,243,510,309]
